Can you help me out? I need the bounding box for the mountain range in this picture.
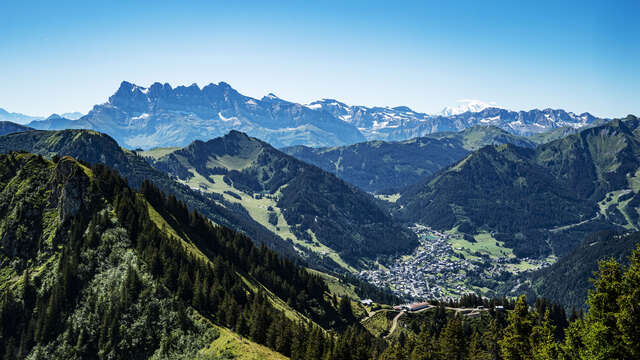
[0,128,415,273]
[1,80,637,313]
[306,98,602,142]
[25,81,604,150]
[395,115,640,259]
[0,152,373,359]
[283,125,536,193]
[0,108,83,124]
[141,131,417,269]
[28,82,366,149]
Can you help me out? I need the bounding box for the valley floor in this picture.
[359,225,555,299]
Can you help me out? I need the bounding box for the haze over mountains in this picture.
[282,126,536,193]
[0,108,83,124]
[0,80,637,309]
[1,85,640,359]
[24,81,604,150]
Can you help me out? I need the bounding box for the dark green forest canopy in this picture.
[0,152,380,359]
[144,130,418,265]
[396,115,640,258]
[0,149,639,359]
[282,125,537,194]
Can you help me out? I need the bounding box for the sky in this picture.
[1,0,638,118]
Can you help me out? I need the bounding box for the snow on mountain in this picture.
[23,80,606,148]
[306,99,604,141]
[439,99,500,116]
[28,81,365,149]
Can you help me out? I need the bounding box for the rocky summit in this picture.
[28,81,604,150]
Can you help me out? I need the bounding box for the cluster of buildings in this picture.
[359,225,556,301]
[359,225,477,299]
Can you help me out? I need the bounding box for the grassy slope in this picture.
[0,129,298,261]
[140,147,181,159]
[306,268,360,300]
[202,326,288,360]
[361,310,395,337]
[175,170,356,272]
[449,232,515,259]
[397,118,640,260]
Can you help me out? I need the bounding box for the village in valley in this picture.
[358,224,555,300]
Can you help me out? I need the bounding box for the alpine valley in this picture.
[1,81,640,360]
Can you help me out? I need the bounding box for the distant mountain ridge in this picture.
[307,99,603,141]
[26,81,604,149]
[0,108,44,124]
[0,108,84,124]
[30,81,366,149]
[0,121,32,136]
[283,125,536,193]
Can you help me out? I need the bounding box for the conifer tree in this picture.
[439,315,467,360]
[580,259,626,359]
[530,310,560,360]
[499,295,533,360]
[616,246,640,358]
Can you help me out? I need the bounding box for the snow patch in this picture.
[218,112,237,122]
[439,99,500,116]
[131,113,150,121]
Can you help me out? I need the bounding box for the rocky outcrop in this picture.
[51,156,91,223]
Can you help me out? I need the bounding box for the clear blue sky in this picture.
[1,0,638,118]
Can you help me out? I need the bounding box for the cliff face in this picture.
[50,156,92,223]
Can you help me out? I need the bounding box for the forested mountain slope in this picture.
[516,230,640,309]
[396,115,640,258]
[0,152,379,359]
[0,130,417,273]
[143,131,417,270]
[0,130,299,261]
[0,121,31,136]
[282,126,535,193]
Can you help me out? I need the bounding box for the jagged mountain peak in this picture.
[26,80,608,149]
[261,92,284,102]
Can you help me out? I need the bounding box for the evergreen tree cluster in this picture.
[376,244,640,360]
[0,156,382,359]
[2,153,640,359]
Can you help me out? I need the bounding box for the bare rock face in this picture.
[51,156,90,223]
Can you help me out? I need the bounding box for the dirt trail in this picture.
[384,311,405,339]
[366,305,489,338]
